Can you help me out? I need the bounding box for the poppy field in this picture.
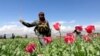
[0,23,100,56]
[0,36,100,56]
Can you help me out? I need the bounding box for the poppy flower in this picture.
[85,25,95,33]
[44,36,52,44]
[53,22,61,31]
[82,35,91,42]
[75,26,83,32]
[64,33,75,44]
[25,42,36,53]
[66,33,74,36]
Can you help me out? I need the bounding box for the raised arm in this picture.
[20,19,37,27]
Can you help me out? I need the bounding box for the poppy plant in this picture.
[53,22,61,31]
[85,25,95,34]
[82,35,91,42]
[64,33,75,44]
[53,22,62,41]
[75,26,83,32]
[25,42,36,53]
[66,33,74,36]
[44,36,52,44]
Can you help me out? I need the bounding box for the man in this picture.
[20,12,51,46]
[73,30,81,35]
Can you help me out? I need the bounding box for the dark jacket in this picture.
[21,20,51,36]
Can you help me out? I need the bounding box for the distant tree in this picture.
[12,33,15,39]
[16,35,22,38]
[0,35,3,39]
[25,34,28,38]
[4,34,6,39]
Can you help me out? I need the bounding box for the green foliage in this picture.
[0,37,100,56]
[15,36,23,38]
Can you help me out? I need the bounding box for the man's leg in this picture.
[37,35,46,47]
[35,31,46,47]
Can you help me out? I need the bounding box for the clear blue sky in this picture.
[0,0,100,26]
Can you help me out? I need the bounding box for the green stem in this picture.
[59,30,61,42]
[69,45,71,56]
[59,30,62,46]
[30,53,32,56]
[37,36,42,54]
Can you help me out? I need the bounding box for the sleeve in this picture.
[46,21,50,28]
[21,20,37,27]
[46,20,51,36]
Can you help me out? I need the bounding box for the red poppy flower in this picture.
[66,33,74,36]
[44,36,52,44]
[75,26,83,32]
[53,22,61,31]
[85,25,95,33]
[83,35,91,42]
[64,33,75,44]
[25,42,36,53]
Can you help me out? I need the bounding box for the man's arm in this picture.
[46,21,51,36]
[20,19,37,27]
[47,21,50,28]
[46,21,51,31]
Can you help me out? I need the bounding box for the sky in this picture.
[0,0,100,36]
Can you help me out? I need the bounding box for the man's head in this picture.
[38,12,45,21]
